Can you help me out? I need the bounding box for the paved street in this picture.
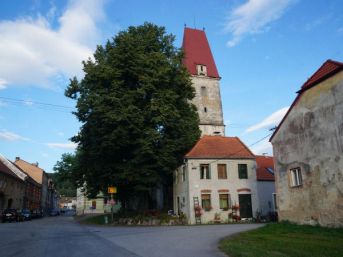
[0,216,263,257]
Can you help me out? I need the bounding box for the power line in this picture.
[0,96,74,109]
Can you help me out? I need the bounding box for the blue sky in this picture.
[0,0,342,172]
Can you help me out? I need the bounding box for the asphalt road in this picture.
[0,216,263,257]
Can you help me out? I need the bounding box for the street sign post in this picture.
[108,187,117,194]
[108,186,117,223]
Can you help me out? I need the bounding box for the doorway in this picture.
[238,194,252,218]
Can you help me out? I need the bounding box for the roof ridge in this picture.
[234,137,255,157]
[0,154,27,181]
[300,59,343,90]
[16,158,45,172]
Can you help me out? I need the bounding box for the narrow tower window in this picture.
[196,65,207,76]
[204,107,207,112]
[201,86,207,97]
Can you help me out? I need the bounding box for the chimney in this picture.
[32,162,39,167]
[15,157,20,161]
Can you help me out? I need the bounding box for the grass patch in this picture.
[219,222,343,257]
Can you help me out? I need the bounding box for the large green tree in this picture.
[65,23,200,208]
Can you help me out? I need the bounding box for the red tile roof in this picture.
[301,60,343,91]
[256,155,275,181]
[182,27,220,78]
[270,59,343,142]
[186,136,255,159]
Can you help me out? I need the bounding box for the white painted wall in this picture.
[174,158,259,224]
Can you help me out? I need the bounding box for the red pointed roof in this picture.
[256,155,275,181]
[186,136,255,159]
[182,27,220,79]
[270,59,343,142]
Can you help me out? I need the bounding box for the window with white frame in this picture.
[219,194,231,210]
[289,167,303,187]
[196,64,207,76]
[200,164,211,179]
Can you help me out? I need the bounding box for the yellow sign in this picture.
[108,187,117,194]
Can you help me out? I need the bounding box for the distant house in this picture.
[270,59,343,227]
[14,157,57,214]
[173,136,259,224]
[255,155,276,217]
[76,188,108,215]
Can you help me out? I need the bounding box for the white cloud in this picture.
[0,130,29,141]
[0,78,7,90]
[225,0,295,47]
[47,142,77,149]
[245,106,289,133]
[0,0,107,89]
[57,132,64,137]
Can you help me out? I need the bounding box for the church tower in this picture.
[182,27,225,136]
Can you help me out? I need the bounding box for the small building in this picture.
[0,154,26,211]
[174,136,259,224]
[255,155,276,217]
[270,59,343,227]
[76,188,107,215]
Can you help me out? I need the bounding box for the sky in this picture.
[0,0,342,172]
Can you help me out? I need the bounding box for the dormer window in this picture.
[197,65,207,76]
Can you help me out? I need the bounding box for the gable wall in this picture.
[271,71,343,227]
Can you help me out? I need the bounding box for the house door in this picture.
[177,196,180,215]
[239,194,252,218]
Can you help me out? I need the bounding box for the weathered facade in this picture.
[270,60,343,227]
[174,136,259,224]
[182,27,225,136]
[0,154,27,211]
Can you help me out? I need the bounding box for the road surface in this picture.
[0,216,263,257]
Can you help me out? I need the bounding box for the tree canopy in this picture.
[65,23,200,206]
[51,153,77,197]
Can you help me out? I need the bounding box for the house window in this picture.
[201,194,211,211]
[219,194,230,210]
[217,164,227,179]
[182,165,186,182]
[238,164,248,179]
[290,167,302,187]
[200,164,211,179]
[204,107,207,113]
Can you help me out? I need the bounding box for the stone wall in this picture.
[0,173,25,210]
[272,71,343,227]
[190,75,225,136]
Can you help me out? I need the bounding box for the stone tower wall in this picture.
[191,75,225,136]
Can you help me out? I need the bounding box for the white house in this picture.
[174,136,259,224]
